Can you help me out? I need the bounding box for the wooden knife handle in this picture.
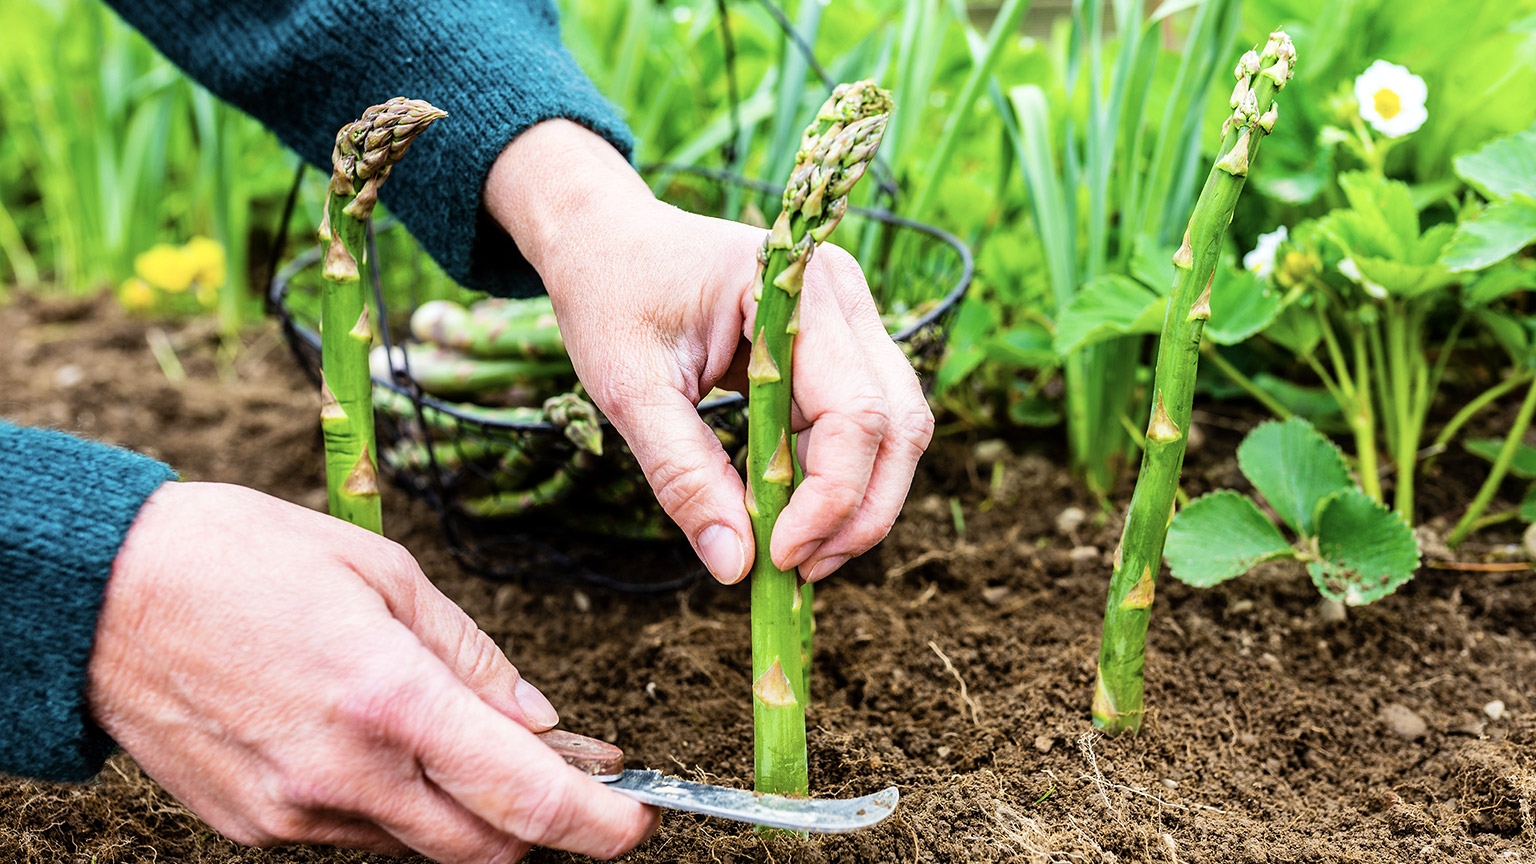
[536,729,626,776]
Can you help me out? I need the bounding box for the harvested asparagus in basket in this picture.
[411,296,566,359]
[371,344,574,397]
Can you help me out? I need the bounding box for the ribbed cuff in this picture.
[0,422,177,781]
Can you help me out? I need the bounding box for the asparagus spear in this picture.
[1092,32,1294,736]
[372,344,574,397]
[748,81,893,798]
[318,98,445,533]
[411,297,567,359]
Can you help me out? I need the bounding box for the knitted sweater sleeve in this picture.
[103,0,634,298]
[0,422,176,781]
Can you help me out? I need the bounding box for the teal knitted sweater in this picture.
[1,0,631,782]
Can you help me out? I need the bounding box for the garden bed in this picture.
[1,292,1532,863]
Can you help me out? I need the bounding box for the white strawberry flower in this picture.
[1354,60,1428,138]
[1243,226,1288,280]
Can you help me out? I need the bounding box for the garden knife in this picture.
[535,730,898,833]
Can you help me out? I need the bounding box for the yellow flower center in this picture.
[1373,88,1402,120]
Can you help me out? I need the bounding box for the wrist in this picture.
[484,120,655,280]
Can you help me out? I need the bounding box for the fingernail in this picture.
[514,678,560,729]
[806,554,849,582]
[698,524,747,584]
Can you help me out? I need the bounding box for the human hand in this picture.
[87,481,657,863]
[486,121,933,585]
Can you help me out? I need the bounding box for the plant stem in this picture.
[1386,303,1416,520]
[748,82,891,796]
[1200,342,1294,419]
[1094,33,1294,736]
[1447,372,1536,548]
[317,99,445,533]
[1352,329,1382,502]
[1431,369,1535,451]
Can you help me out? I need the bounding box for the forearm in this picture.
[0,422,175,781]
[102,0,634,296]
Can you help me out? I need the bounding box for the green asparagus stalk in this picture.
[748,81,893,798]
[463,451,594,516]
[318,98,446,533]
[411,297,567,359]
[372,344,573,396]
[1092,33,1294,736]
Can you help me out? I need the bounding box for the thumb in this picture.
[606,389,754,584]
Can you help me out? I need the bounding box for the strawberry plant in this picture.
[1165,417,1421,605]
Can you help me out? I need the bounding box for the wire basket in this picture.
[269,166,970,591]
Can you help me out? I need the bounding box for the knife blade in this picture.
[536,730,898,834]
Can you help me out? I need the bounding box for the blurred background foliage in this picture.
[3,0,1535,513]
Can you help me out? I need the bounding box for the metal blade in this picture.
[596,770,899,834]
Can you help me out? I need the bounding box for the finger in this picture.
[602,380,754,585]
[770,287,890,571]
[385,656,659,858]
[799,258,934,581]
[367,776,533,864]
[345,539,560,731]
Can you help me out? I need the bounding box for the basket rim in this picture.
[270,164,973,432]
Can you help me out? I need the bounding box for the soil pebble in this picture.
[1484,700,1506,721]
[1055,505,1086,535]
[1379,703,1428,739]
[1069,545,1100,563]
[1524,522,1536,561]
[972,438,1009,465]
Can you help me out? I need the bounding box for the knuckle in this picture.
[458,626,510,686]
[903,402,936,451]
[838,390,891,441]
[646,451,714,524]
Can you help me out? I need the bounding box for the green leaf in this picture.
[983,321,1057,368]
[1454,123,1536,201]
[1308,488,1421,606]
[1464,438,1536,480]
[1206,266,1283,345]
[1462,264,1536,308]
[1338,171,1420,251]
[1252,373,1347,430]
[1521,483,1536,523]
[1237,417,1354,537]
[1262,304,1322,356]
[1442,195,1536,273]
[1166,491,1296,588]
[1129,239,1176,297]
[1351,253,1457,298]
[1052,274,1165,357]
[1474,308,1534,365]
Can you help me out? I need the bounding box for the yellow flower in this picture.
[134,243,197,293]
[117,277,157,312]
[195,282,217,309]
[183,235,227,289]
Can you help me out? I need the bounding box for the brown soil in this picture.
[2,292,1533,864]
